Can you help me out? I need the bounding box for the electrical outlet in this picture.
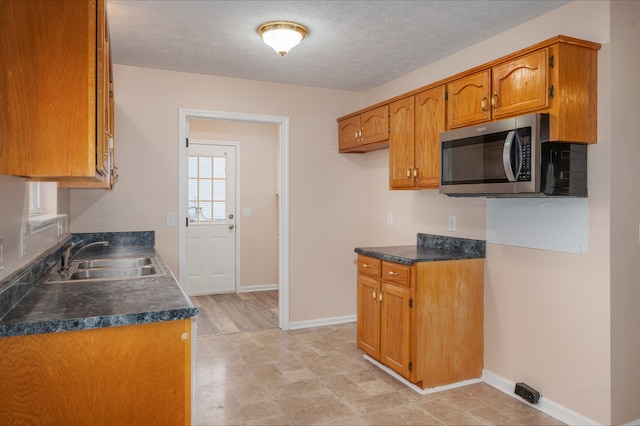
[448,215,457,232]
[242,208,252,217]
[386,212,394,225]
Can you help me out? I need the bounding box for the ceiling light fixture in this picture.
[257,21,308,56]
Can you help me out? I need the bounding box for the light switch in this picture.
[166,212,177,227]
[242,208,252,217]
[387,212,393,225]
[20,227,26,257]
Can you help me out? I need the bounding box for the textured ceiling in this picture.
[107,0,569,92]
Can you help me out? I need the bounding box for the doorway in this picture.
[186,142,237,294]
[178,108,291,330]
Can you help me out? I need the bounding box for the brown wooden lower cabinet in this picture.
[357,254,483,389]
[0,319,192,425]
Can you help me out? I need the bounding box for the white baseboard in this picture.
[624,420,640,426]
[482,369,600,426]
[364,355,482,394]
[289,314,356,330]
[237,284,279,292]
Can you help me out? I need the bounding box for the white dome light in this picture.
[258,21,308,56]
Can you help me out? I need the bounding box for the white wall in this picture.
[189,119,279,289]
[359,1,614,423]
[609,0,640,423]
[70,68,366,323]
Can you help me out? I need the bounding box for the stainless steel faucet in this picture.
[60,240,109,271]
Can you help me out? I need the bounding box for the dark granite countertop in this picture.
[355,233,486,265]
[0,243,198,338]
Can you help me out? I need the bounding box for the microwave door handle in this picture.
[502,130,517,182]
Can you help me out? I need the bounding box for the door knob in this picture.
[229,224,235,230]
[228,214,234,219]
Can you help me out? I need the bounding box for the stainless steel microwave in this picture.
[439,113,587,197]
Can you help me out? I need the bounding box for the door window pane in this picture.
[188,154,227,224]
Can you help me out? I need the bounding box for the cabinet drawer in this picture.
[382,261,411,285]
[358,255,381,278]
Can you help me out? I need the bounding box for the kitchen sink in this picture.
[69,266,159,280]
[45,256,166,283]
[76,257,154,269]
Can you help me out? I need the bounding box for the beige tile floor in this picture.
[193,323,563,425]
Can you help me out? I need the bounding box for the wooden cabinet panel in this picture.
[357,274,381,359]
[492,49,548,119]
[338,115,361,151]
[0,0,112,182]
[389,87,446,190]
[60,0,117,189]
[338,105,389,153]
[358,255,381,278]
[0,320,192,425]
[380,281,411,377]
[414,86,446,189]
[382,261,411,285]
[414,259,484,388]
[389,97,415,189]
[547,42,598,143]
[361,105,389,145]
[446,70,491,129]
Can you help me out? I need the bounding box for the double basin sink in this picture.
[45,256,166,283]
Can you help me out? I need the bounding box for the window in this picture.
[27,181,66,235]
[28,182,43,216]
[188,155,226,223]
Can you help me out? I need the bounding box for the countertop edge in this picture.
[355,235,487,265]
[0,308,198,338]
[355,247,485,265]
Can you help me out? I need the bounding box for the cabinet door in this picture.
[380,281,411,378]
[0,0,105,180]
[446,69,491,129]
[361,105,389,145]
[338,115,361,152]
[492,49,549,119]
[414,86,446,189]
[357,274,381,360]
[389,97,416,189]
[60,0,114,189]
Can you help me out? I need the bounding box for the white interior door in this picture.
[186,143,237,295]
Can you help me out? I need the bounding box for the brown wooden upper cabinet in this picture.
[447,50,548,129]
[446,39,599,143]
[338,105,389,153]
[338,35,600,161]
[389,86,446,190]
[0,0,116,185]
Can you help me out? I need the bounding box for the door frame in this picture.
[178,108,291,330]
